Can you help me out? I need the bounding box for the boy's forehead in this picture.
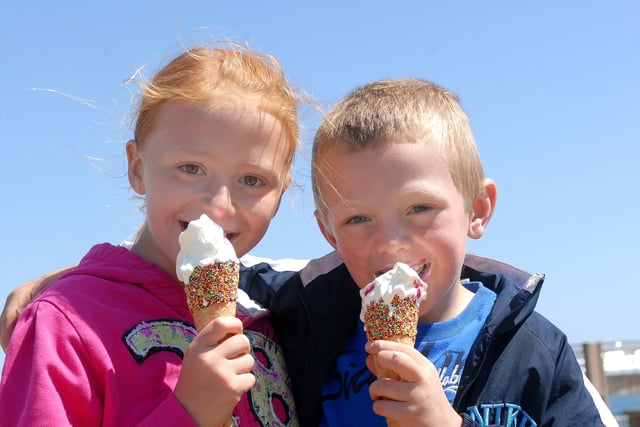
[320,136,441,161]
[317,138,451,184]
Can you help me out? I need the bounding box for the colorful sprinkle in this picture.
[184,261,239,313]
[362,294,419,341]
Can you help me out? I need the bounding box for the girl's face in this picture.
[128,99,290,277]
[316,140,493,324]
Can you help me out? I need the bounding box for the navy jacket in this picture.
[241,252,609,426]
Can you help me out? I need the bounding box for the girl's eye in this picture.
[346,215,369,225]
[241,175,265,187]
[180,164,203,175]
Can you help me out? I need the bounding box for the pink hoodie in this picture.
[0,243,297,426]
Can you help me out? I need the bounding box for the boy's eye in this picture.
[241,175,264,187]
[180,164,203,175]
[346,215,369,225]
[409,205,429,214]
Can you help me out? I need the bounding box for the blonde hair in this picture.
[312,78,484,214]
[131,45,300,182]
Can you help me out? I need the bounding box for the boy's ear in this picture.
[314,210,338,249]
[126,140,145,195]
[468,179,497,239]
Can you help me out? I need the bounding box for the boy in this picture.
[267,78,609,426]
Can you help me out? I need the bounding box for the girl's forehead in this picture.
[151,99,292,173]
[154,99,285,142]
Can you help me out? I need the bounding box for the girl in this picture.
[0,46,300,426]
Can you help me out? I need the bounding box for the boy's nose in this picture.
[375,222,410,255]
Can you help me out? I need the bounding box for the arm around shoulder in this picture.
[0,265,74,351]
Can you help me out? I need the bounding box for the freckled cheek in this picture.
[334,242,369,288]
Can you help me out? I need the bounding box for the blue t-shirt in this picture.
[319,282,496,427]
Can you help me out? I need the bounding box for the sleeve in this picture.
[239,262,299,309]
[543,336,609,426]
[0,300,104,426]
[582,373,620,427]
[0,300,199,427]
[136,393,198,427]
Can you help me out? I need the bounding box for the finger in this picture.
[366,340,418,356]
[0,295,23,352]
[234,371,257,393]
[367,340,431,366]
[369,375,411,402]
[0,312,15,352]
[375,348,431,383]
[365,354,378,374]
[371,396,412,422]
[197,316,244,345]
[215,369,257,396]
[228,352,256,374]
[217,333,252,359]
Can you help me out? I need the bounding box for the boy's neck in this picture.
[418,281,475,324]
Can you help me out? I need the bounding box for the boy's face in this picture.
[127,99,289,277]
[316,140,491,323]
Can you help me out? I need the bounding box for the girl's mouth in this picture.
[417,261,432,281]
[180,220,235,241]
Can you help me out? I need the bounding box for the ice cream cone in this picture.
[359,262,428,427]
[176,214,240,427]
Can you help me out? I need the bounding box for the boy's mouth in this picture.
[375,261,432,281]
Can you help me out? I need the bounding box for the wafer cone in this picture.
[184,260,239,427]
[184,261,239,332]
[362,294,421,427]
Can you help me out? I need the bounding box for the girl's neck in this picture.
[130,224,177,280]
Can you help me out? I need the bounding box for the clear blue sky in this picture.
[2,1,638,369]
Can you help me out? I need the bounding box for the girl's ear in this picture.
[126,140,145,195]
[314,210,338,249]
[468,179,498,239]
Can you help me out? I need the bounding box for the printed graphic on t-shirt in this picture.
[466,403,537,426]
[322,347,376,401]
[321,343,466,404]
[243,329,298,426]
[122,319,196,363]
[420,343,466,403]
[122,318,298,426]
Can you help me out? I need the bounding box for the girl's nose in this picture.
[202,184,235,222]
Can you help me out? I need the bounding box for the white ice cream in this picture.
[176,214,238,283]
[359,262,427,321]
